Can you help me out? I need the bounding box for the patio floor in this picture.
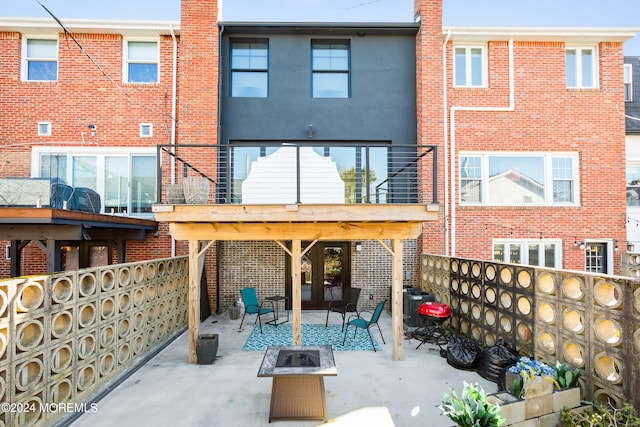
[69,310,494,427]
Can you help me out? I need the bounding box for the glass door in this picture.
[290,242,351,310]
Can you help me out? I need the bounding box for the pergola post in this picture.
[291,239,302,345]
[188,239,200,363]
[391,238,404,361]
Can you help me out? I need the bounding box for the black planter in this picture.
[196,333,219,365]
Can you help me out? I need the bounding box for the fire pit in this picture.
[258,345,337,422]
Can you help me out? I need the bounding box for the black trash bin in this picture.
[196,333,219,365]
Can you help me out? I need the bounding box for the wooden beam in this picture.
[169,221,424,241]
[188,240,200,363]
[0,224,82,241]
[155,203,438,223]
[391,239,403,361]
[291,240,302,346]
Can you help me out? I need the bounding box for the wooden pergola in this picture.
[153,203,439,362]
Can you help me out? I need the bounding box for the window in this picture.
[38,122,51,136]
[493,239,562,268]
[140,123,153,137]
[460,153,578,205]
[626,165,640,206]
[125,40,159,83]
[312,40,349,98]
[33,148,157,216]
[625,64,633,102]
[454,45,486,87]
[230,39,268,97]
[23,38,57,81]
[566,46,597,88]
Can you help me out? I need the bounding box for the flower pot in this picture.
[228,306,241,320]
[196,333,218,365]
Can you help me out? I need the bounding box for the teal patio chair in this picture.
[239,287,275,333]
[342,298,387,351]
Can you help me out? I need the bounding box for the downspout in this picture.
[449,38,515,256]
[170,24,178,257]
[442,29,451,255]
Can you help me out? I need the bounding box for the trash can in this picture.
[196,333,219,365]
[403,289,435,327]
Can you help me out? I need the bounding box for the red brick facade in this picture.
[0,0,630,291]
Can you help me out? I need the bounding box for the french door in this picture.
[286,242,351,310]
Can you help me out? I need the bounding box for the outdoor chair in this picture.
[342,298,387,351]
[325,287,361,331]
[238,287,276,333]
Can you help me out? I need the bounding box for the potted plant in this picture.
[438,381,505,427]
[551,361,581,390]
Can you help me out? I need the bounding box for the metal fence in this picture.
[156,142,437,205]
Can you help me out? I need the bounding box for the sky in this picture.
[3,0,639,54]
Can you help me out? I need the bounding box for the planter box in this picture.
[196,333,219,365]
[489,387,581,426]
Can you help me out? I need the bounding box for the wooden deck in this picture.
[152,202,440,363]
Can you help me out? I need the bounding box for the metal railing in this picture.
[156,141,437,205]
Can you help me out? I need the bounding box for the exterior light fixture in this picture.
[355,242,362,252]
[628,242,635,252]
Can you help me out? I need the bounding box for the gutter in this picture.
[170,24,178,257]
[448,38,515,256]
[442,29,451,255]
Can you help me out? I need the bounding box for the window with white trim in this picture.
[566,46,598,89]
[23,38,57,81]
[140,123,153,137]
[124,40,159,83]
[624,63,633,102]
[33,147,157,216]
[38,122,51,136]
[453,45,487,87]
[460,153,579,205]
[493,239,562,268]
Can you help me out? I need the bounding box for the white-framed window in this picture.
[493,239,563,268]
[22,37,58,81]
[584,240,614,274]
[32,147,157,217]
[37,122,51,136]
[230,39,269,97]
[624,63,633,102]
[140,123,153,137]
[312,40,350,98]
[453,45,487,87]
[566,46,598,89]
[459,152,579,206]
[124,39,159,83]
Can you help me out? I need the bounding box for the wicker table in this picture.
[258,345,337,422]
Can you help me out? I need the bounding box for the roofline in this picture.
[443,26,638,43]
[0,16,180,36]
[219,21,419,28]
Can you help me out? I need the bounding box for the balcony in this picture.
[155,142,438,206]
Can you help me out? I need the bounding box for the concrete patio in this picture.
[67,310,494,427]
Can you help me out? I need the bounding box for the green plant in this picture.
[438,381,505,427]
[552,362,581,390]
[561,403,640,426]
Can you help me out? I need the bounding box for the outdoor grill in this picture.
[411,302,452,357]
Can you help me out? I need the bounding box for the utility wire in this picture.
[35,0,176,126]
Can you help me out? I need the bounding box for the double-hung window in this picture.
[566,46,598,89]
[453,45,486,87]
[125,40,159,83]
[23,38,58,81]
[626,165,640,206]
[33,148,157,216]
[460,153,578,206]
[230,39,268,97]
[493,239,562,268]
[624,64,633,102]
[312,40,350,98]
